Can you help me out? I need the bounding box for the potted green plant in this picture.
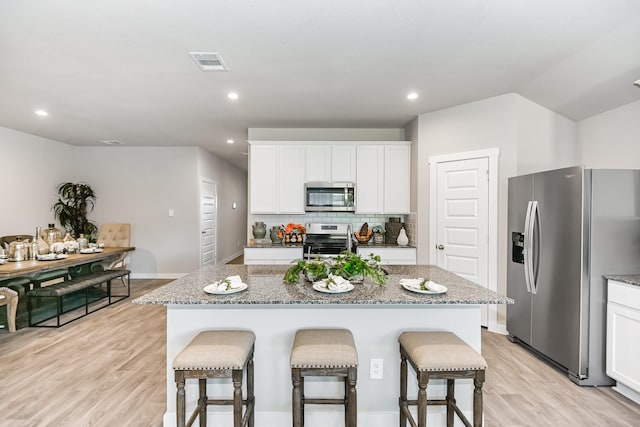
[372,225,385,244]
[283,251,386,285]
[52,182,98,239]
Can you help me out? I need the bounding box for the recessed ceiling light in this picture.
[227,139,235,144]
[227,92,239,100]
[241,152,248,156]
[407,92,419,100]
[35,109,49,116]
[634,79,640,88]
[101,140,125,145]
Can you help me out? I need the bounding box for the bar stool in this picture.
[398,331,487,427]
[173,330,255,427]
[290,328,358,427]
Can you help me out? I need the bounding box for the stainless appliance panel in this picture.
[530,166,584,377]
[507,174,534,345]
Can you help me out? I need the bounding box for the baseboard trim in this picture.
[219,249,244,265]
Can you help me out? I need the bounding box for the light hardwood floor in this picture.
[1,279,639,426]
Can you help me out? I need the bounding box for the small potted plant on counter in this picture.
[283,251,386,285]
[371,225,385,244]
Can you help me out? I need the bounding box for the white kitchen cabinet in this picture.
[249,143,305,214]
[278,145,305,213]
[332,145,356,182]
[249,144,278,213]
[356,145,384,213]
[304,144,356,183]
[244,247,303,265]
[383,144,410,213]
[607,279,640,404]
[356,143,410,214]
[305,145,331,182]
[357,246,416,265]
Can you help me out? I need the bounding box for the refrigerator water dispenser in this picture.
[512,232,524,263]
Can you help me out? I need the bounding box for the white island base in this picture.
[163,304,482,427]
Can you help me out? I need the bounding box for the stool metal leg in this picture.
[233,369,243,427]
[400,353,408,427]
[176,371,186,427]
[417,371,428,427]
[347,367,357,427]
[198,378,207,427]
[473,370,485,427]
[446,379,455,426]
[292,368,302,427]
[248,356,255,427]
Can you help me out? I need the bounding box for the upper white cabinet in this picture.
[251,141,410,215]
[304,144,356,183]
[305,145,331,182]
[356,143,410,214]
[250,143,305,214]
[356,145,385,213]
[331,145,356,182]
[384,144,410,213]
[250,144,278,213]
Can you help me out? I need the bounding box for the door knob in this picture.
[437,244,445,250]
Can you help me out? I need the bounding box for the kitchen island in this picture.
[134,264,511,427]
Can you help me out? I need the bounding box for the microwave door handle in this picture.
[523,201,533,293]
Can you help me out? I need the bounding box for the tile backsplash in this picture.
[251,213,409,240]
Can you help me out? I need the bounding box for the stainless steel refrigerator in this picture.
[507,166,640,386]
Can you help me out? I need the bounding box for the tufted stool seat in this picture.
[290,328,358,427]
[173,330,255,427]
[398,331,487,427]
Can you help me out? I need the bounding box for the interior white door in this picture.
[200,178,217,266]
[436,158,489,325]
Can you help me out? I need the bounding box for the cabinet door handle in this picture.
[437,244,445,250]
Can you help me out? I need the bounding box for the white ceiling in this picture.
[1,0,640,171]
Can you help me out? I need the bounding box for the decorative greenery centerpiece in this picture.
[52,182,98,239]
[283,251,386,285]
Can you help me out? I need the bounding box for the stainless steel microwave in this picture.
[304,182,355,212]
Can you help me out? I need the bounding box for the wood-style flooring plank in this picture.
[1,280,640,426]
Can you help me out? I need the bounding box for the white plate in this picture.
[401,281,447,295]
[203,282,248,295]
[80,248,96,254]
[312,281,354,294]
[37,253,69,261]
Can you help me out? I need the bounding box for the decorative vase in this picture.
[396,227,409,246]
[373,232,384,244]
[270,226,282,243]
[252,222,267,239]
[77,234,89,250]
[42,223,63,246]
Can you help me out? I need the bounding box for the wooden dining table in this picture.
[0,247,135,280]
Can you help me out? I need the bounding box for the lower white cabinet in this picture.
[357,247,416,265]
[244,247,303,265]
[607,279,640,404]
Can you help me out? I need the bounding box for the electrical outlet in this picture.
[370,358,383,379]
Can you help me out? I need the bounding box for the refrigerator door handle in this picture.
[523,201,534,293]
[530,200,540,294]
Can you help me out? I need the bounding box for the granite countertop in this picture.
[134,264,512,306]
[604,275,640,287]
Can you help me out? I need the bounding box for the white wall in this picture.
[578,100,640,168]
[73,146,201,277]
[413,93,578,329]
[197,148,248,263]
[0,127,248,277]
[0,127,73,235]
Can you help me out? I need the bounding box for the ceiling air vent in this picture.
[101,140,125,146]
[189,52,228,71]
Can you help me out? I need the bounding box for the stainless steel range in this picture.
[303,223,353,259]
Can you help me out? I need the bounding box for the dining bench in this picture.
[27,269,131,327]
